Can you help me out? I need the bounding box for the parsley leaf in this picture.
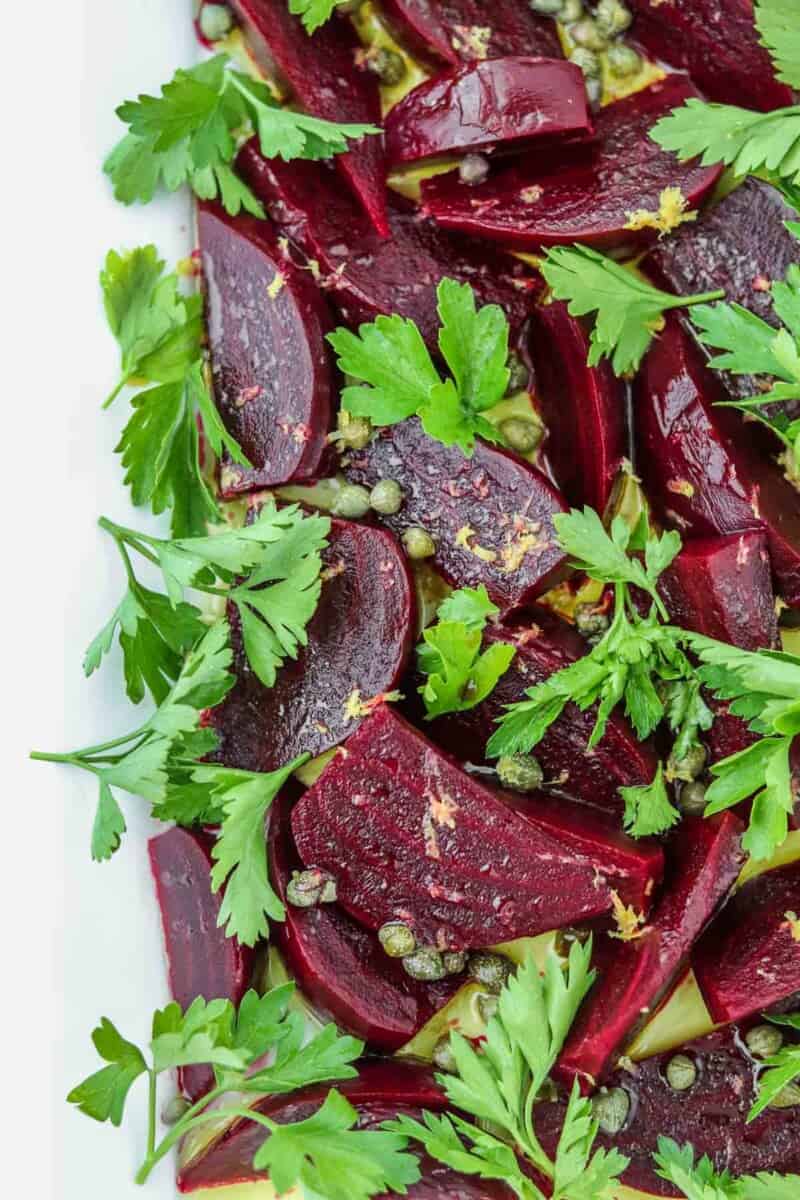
[738,1172,800,1199]
[552,1082,629,1200]
[755,0,800,90]
[747,1012,800,1121]
[67,1018,147,1126]
[417,587,514,719]
[289,0,346,35]
[653,1138,739,1200]
[435,585,499,629]
[620,763,681,839]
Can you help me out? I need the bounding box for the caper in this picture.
[402,526,436,560]
[477,992,499,1023]
[378,920,417,958]
[500,417,542,455]
[161,1094,192,1125]
[746,1024,784,1059]
[569,46,602,80]
[442,950,468,975]
[667,742,707,783]
[199,3,235,41]
[286,868,337,908]
[458,153,491,186]
[432,1034,458,1073]
[606,42,642,77]
[496,754,544,793]
[370,478,404,515]
[569,17,607,51]
[595,0,633,37]
[592,1086,630,1134]
[560,0,585,20]
[678,780,708,817]
[336,410,372,450]
[332,483,371,519]
[367,47,408,87]
[665,1054,697,1091]
[529,0,564,14]
[505,352,530,396]
[574,601,610,641]
[402,948,448,981]
[768,1081,800,1109]
[467,951,513,994]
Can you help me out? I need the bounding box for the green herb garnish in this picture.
[748,1012,800,1121]
[653,1136,800,1199]
[289,0,346,34]
[417,586,515,720]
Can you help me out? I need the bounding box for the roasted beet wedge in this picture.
[227,0,387,234]
[555,813,744,1090]
[629,0,795,111]
[208,518,414,773]
[292,706,663,950]
[644,179,800,400]
[149,828,255,1102]
[693,860,800,1024]
[197,203,332,495]
[415,610,657,815]
[268,790,460,1049]
[379,0,562,67]
[236,146,541,347]
[539,1026,800,1196]
[384,58,592,164]
[420,76,722,251]
[344,418,568,612]
[635,315,800,606]
[529,302,627,513]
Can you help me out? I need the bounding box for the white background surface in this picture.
[7,2,198,1195]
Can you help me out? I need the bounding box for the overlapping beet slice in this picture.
[555,812,744,1090]
[379,0,562,67]
[384,58,592,164]
[420,76,722,251]
[629,0,795,111]
[693,860,800,1024]
[343,417,568,612]
[292,705,663,950]
[197,203,332,496]
[208,517,414,773]
[529,302,627,513]
[236,144,541,348]
[149,828,255,1102]
[227,0,387,234]
[634,315,800,606]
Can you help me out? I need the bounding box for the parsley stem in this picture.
[30,727,149,767]
[135,1094,275,1185]
[671,288,725,309]
[145,1069,157,1162]
[103,375,128,410]
[98,517,161,566]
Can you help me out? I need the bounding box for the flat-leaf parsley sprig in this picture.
[747,1011,800,1121]
[653,1136,800,1199]
[417,586,515,719]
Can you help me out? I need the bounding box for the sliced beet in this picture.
[236,144,542,348]
[529,301,628,514]
[420,76,722,251]
[268,790,460,1050]
[555,812,744,1090]
[227,0,387,234]
[384,58,592,165]
[208,517,414,773]
[629,0,795,111]
[291,705,664,950]
[197,202,332,496]
[379,0,562,67]
[343,418,568,612]
[414,609,658,816]
[693,860,800,1024]
[537,1026,800,1196]
[149,827,255,1102]
[634,315,800,606]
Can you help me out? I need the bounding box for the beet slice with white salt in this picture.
[634,315,800,607]
[555,812,744,1091]
[380,0,562,67]
[292,705,664,951]
[420,75,722,252]
[693,860,800,1025]
[344,417,569,612]
[149,827,255,1102]
[208,517,414,773]
[227,0,387,235]
[197,203,332,496]
[384,58,592,165]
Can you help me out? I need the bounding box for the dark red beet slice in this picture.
[197,202,332,496]
[268,790,460,1050]
[149,828,255,1102]
[538,1026,800,1196]
[343,418,568,612]
[629,0,795,111]
[292,705,663,950]
[384,58,592,164]
[634,315,800,606]
[420,76,722,252]
[379,0,562,67]
[414,609,657,816]
[529,302,627,513]
[644,179,800,401]
[227,0,387,234]
[236,145,542,348]
[555,812,744,1090]
[693,860,800,1024]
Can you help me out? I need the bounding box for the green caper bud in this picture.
[560,0,585,19]
[569,17,607,51]
[768,1082,800,1109]
[286,868,337,908]
[402,526,436,560]
[459,153,490,186]
[592,1086,630,1134]
[667,742,707,783]
[500,417,542,455]
[505,352,530,396]
[595,0,632,37]
[378,920,417,958]
[368,47,408,87]
[370,478,404,515]
[467,951,513,994]
[569,46,602,80]
[442,950,468,975]
[678,781,708,817]
[574,602,610,641]
[529,0,564,14]
[496,754,544,793]
[402,947,448,981]
[432,1034,458,1073]
[161,1094,192,1125]
[337,411,372,450]
[606,42,642,77]
[199,3,235,41]
[332,483,371,519]
[665,1054,697,1091]
[746,1024,784,1059]
[477,992,499,1023]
